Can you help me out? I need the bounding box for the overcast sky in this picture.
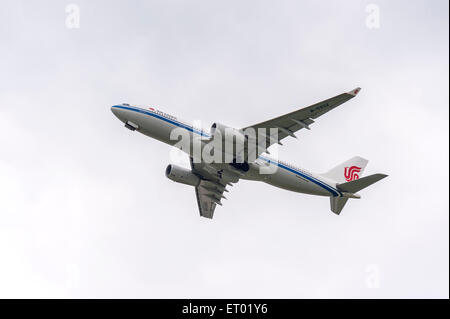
[0,0,448,298]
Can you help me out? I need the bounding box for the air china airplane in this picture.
[111,88,387,219]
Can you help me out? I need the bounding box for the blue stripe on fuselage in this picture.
[258,156,341,197]
[113,105,340,196]
[112,105,210,137]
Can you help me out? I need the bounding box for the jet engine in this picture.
[210,122,246,144]
[165,164,200,187]
[210,122,248,162]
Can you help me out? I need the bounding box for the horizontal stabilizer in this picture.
[337,173,388,193]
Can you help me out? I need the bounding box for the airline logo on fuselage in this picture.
[148,107,177,121]
[344,166,361,182]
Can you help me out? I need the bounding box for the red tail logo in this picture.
[344,166,361,182]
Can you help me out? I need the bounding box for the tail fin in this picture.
[321,156,368,183]
[323,156,388,215]
[330,174,388,215]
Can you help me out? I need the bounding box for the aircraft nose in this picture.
[111,105,126,122]
[111,105,119,116]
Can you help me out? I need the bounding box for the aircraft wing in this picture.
[190,158,237,219]
[242,88,361,158]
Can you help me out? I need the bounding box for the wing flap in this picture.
[195,181,218,218]
[190,158,236,219]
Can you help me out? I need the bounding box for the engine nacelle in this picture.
[210,122,247,161]
[165,164,200,187]
[211,122,245,141]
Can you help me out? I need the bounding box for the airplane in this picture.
[111,87,387,219]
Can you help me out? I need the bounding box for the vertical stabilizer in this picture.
[324,157,388,215]
[321,156,368,183]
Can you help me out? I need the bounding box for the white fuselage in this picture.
[111,104,343,198]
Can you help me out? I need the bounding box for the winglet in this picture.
[347,87,361,96]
